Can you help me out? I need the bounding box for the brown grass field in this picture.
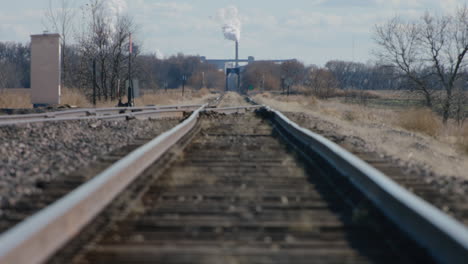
[0,89,32,108]
[252,92,468,182]
[0,87,215,109]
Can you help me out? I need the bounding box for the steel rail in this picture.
[207,105,261,114]
[0,104,202,121]
[0,105,206,264]
[266,106,468,264]
[0,108,191,127]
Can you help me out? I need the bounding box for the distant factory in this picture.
[200,56,294,71]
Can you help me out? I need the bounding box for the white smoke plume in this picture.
[102,0,127,18]
[218,6,241,42]
[101,0,127,34]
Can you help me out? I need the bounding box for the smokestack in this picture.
[235,41,239,68]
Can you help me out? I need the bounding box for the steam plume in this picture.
[102,0,127,34]
[102,0,127,18]
[218,6,241,42]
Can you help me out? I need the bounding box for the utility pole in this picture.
[127,33,134,107]
[201,72,205,88]
[281,76,285,94]
[92,60,96,106]
[182,75,187,96]
[261,74,265,92]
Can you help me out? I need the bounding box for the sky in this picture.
[0,0,466,66]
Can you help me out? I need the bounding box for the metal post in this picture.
[237,71,241,92]
[127,33,133,107]
[262,74,265,92]
[225,73,229,91]
[201,72,205,88]
[281,76,285,94]
[128,58,132,106]
[235,41,239,68]
[182,75,186,96]
[92,60,96,106]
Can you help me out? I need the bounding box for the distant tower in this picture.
[235,41,239,68]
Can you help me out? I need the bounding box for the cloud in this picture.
[102,0,128,17]
[150,2,193,15]
[0,8,44,41]
[439,0,464,12]
[373,0,424,8]
[0,24,32,42]
[285,11,343,28]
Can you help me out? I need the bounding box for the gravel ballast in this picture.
[0,118,180,208]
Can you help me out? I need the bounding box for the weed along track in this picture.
[49,111,434,264]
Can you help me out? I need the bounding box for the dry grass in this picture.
[252,91,468,181]
[257,92,318,106]
[0,89,32,108]
[342,110,359,122]
[0,87,215,109]
[136,87,211,106]
[61,87,92,107]
[398,108,441,137]
[293,86,382,100]
[457,126,468,154]
[63,86,213,108]
[342,89,381,100]
[91,87,213,108]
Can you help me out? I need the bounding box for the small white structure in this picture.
[31,33,61,106]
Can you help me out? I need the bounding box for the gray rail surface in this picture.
[266,106,468,264]
[0,105,202,126]
[0,104,467,263]
[0,105,206,264]
[0,104,202,120]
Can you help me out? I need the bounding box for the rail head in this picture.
[264,106,468,264]
[0,105,206,264]
[0,104,203,122]
[0,108,192,127]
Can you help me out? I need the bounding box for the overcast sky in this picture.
[0,0,466,66]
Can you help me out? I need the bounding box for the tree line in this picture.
[0,42,30,88]
[0,0,224,102]
[374,5,468,123]
[1,1,466,122]
[241,59,402,94]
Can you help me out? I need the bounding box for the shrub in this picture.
[0,89,31,108]
[342,110,358,122]
[61,87,91,107]
[458,126,468,154]
[398,108,441,137]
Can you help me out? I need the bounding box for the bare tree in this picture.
[374,16,436,107]
[0,42,31,88]
[44,0,76,87]
[281,60,306,85]
[281,60,306,94]
[421,8,468,122]
[304,66,339,98]
[242,61,281,91]
[77,0,136,101]
[374,6,468,123]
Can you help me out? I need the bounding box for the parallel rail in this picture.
[0,104,467,263]
[265,107,468,263]
[0,104,202,126]
[0,105,206,264]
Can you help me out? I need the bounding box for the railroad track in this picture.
[0,95,226,232]
[0,104,204,126]
[0,99,468,263]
